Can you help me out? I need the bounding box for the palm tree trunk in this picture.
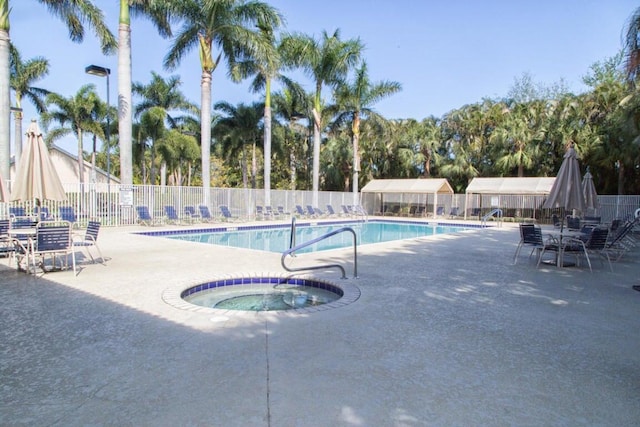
[352,114,360,206]
[617,161,625,195]
[77,129,85,184]
[0,22,10,181]
[13,109,22,166]
[264,104,272,205]
[251,140,257,189]
[118,7,133,185]
[201,71,212,192]
[312,108,321,206]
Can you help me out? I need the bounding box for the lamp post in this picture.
[85,65,111,222]
[85,65,111,181]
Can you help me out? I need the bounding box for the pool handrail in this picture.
[282,218,358,279]
[481,208,503,227]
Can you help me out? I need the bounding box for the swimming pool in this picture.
[148,220,480,253]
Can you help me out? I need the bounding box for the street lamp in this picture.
[85,65,111,183]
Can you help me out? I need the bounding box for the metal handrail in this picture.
[282,219,358,279]
[353,205,368,222]
[481,208,503,227]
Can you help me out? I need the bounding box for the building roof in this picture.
[465,177,555,195]
[361,178,454,194]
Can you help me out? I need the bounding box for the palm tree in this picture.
[0,0,116,181]
[230,22,291,206]
[623,6,640,85]
[155,128,200,185]
[212,101,263,190]
[42,84,103,185]
[118,0,172,186]
[280,29,363,206]
[9,44,50,166]
[164,0,281,194]
[330,61,401,204]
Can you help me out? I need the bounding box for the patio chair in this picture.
[9,206,26,217]
[449,207,460,218]
[34,205,52,221]
[198,205,215,222]
[15,221,76,275]
[0,219,12,256]
[551,214,562,228]
[256,205,266,220]
[73,220,104,264]
[436,206,445,216]
[59,206,78,226]
[471,208,481,219]
[514,224,543,264]
[277,206,288,217]
[136,206,161,226]
[562,227,612,272]
[265,206,279,219]
[566,216,581,231]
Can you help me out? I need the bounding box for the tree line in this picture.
[2,1,640,197]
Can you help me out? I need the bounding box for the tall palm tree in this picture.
[42,84,103,185]
[164,0,281,194]
[230,21,290,205]
[133,71,196,126]
[0,0,116,181]
[280,29,363,206]
[330,61,401,204]
[9,44,50,166]
[118,0,172,186]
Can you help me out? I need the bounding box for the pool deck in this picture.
[1,218,639,426]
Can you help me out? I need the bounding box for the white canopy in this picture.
[361,178,454,194]
[465,177,555,195]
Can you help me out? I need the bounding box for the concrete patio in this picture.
[1,220,639,426]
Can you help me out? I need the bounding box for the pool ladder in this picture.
[481,208,503,227]
[281,217,358,279]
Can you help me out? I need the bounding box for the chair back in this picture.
[59,206,77,223]
[306,205,315,216]
[11,216,37,229]
[164,205,179,220]
[566,216,580,230]
[136,206,152,220]
[185,206,197,216]
[551,214,561,228]
[277,206,286,215]
[326,205,336,215]
[84,221,101,242]
[296,205,305,215]
[220,205,232,218]
[436,206,445,216]
[586,227,609,250]
[36,222,71,252]
[198,205,212,219]
[9,206,26,217]
[0,219,9,237]
[519,224,537,244]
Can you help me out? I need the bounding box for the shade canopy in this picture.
[542,145,585,212]
[361,178,454,194]
[465,177,556,195]
[11,120,67,202]
[582,167,599,213]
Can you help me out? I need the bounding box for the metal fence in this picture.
[2,182,639,227]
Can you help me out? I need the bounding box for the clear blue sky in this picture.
[8,0,638,154]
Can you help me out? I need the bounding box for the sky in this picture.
[8,0,638,155]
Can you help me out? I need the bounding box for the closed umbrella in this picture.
[543,144,586,219]
[11,120,67,203]
[582,166,599,215]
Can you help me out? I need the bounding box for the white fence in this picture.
[2,182,639,227]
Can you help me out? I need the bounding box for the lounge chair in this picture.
[184,206,200,223]
[277,206,288,217]
[414,206,426,217]
[136,206,161,226]
[73,220,104,264]
[265,206,279,219]
[164,205,183,224]
[470,208,481,219]
[198,205,215,222]
[436,206,445,217]
[306,205,317,217]
[256,205,267,220]
[220,205,237,221]
[562,227,612,272]
[449,207,460,218]
[326,205,339,216]
[295,205,307,217]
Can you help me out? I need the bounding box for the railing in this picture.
[281,218,358,279]
[482,208,503,227]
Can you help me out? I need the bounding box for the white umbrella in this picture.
[582,166,599,215]
[10,120,67,203]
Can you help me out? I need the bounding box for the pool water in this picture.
[165,220,473,253]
